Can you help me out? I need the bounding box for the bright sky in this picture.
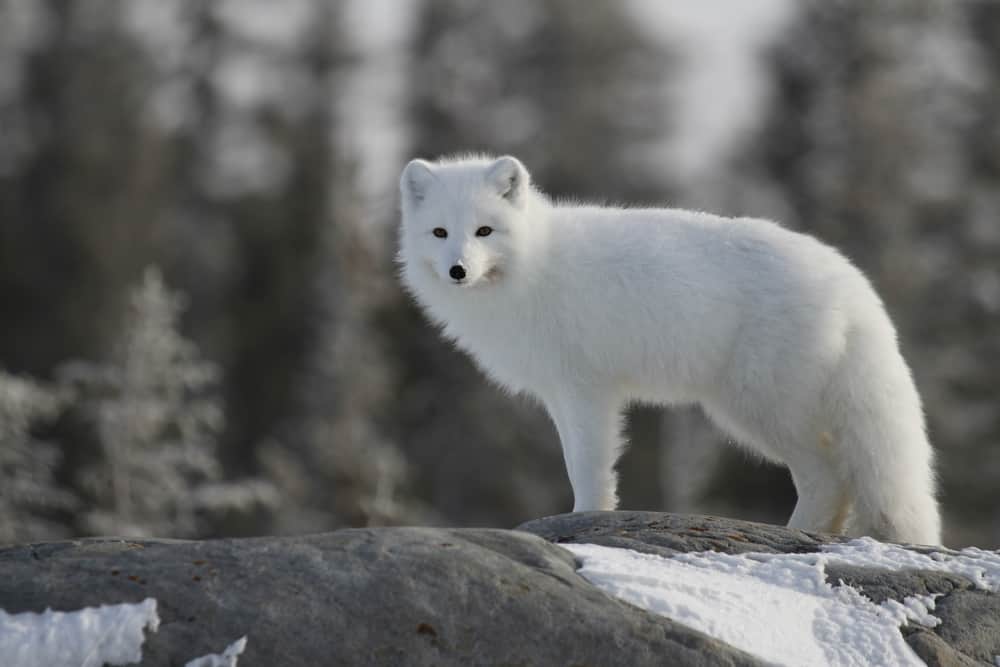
[628,0,794,188]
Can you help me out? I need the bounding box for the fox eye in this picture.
[475,226,493,237]
[432,228,447,238]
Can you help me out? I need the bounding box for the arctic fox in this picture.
[398,154,942,546]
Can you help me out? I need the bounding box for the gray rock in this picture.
[517,510,848,557]
[823,565,972,604]
[903,630,983,667]
[930,590,1000,664]
[3,511,998,666]
[0,526,764,667]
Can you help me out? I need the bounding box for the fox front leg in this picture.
[545,391,625,512]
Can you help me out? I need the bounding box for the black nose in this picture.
[449,265,466,281]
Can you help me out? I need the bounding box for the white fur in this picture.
[398,154,942,546]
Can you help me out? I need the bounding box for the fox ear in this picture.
[486,156,529,207]
[400,159,435,208]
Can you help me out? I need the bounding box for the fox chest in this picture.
[440,302,567,395]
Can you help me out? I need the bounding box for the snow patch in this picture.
[567,539,1000,667]
[185,635,248,667]
[0,598,159,667]
[879,594,941,629]
[820,538,1000,591]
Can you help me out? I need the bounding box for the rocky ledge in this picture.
[0,512,997,666]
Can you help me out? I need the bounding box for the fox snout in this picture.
[438,245,484,285]
[428,240,499,287]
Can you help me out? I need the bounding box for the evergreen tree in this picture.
[257,2,430,533]
[410,0,669,201]
[65,267,276,538]
[0,0,169,375]
[0,370,75,544]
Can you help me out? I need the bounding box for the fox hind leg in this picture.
[784,436,854,535]
[787,470,853,535]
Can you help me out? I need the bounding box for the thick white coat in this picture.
[398,155,941,545]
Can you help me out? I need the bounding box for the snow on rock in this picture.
[0,597,159,667]
[185,635,248,667]
[566,539,1000,667]
[878,593,941,629]
[820,538,1000,591]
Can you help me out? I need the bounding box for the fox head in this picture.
[398,155,537,291]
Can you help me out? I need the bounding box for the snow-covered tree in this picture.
[0,370,75,544]
[64,267,276,538]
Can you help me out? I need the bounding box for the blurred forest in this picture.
[0,0,998,548]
